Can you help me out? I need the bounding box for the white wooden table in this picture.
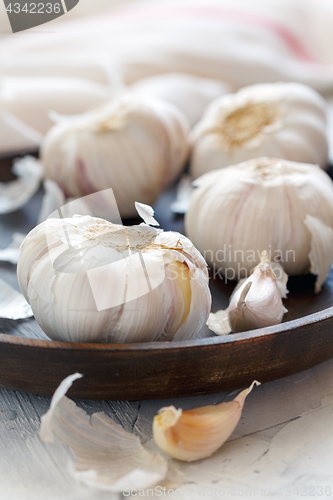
[1,358,333,499]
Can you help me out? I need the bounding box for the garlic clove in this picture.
[304,215,333,293]
[40,374,168,492]
[228,251,288,333]
[153,381,260,462]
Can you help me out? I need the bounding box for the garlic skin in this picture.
[185,158,333,292]
[130,73,232,128]
[228,251,287,333]
[190,83,328,178]
[40,373,168,492]
[17,214,211,343]
[41,96,190,218]
[153,381,260,462]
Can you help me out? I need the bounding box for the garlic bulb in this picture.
[41,96,190,217]
[228,251,287,333]
[17,207,211,343]
[153,380,260,462]
[185,158,333,292]
[130,73,232,128]
[190,83,328,178]
[0,76,110,135]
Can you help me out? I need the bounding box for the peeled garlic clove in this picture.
[153,381,260,462]
[130,73,232,128]
[190,82,328,178]
[40,373,168,492]
[17,204,211,343]
[185,157,333,289]
[228,251,287,333]
[41,95,189,218]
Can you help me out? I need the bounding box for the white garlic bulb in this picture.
[130,73,232,128]
[41,96,190,217]
[190,83,328,178]
[228,251,287,333]
[17,210,211,343]
[0,76,110,135]
[185,158,333,292]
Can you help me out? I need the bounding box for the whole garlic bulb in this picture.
[17,212,211,343]
[41,96,190,218]
[130,73,232,128]
[190,83,328,178]
[185,158,333,292]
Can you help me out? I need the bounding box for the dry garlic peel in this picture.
[228,251,287,333]
[40,373,168,492]
[185,158,333,292]
[17,207,211,343]
[130,73,232,128]
[153,381,260,462]
[190,83,328,178]
[41,96,189,218]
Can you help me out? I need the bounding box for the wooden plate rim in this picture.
[2,304,333,351]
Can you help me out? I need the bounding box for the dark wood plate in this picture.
[1,153,333,400]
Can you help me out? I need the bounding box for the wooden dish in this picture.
[0,154,333,400]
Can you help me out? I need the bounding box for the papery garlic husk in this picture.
[17,209,211,343]
[130,73,232,128]
[228,251,287,333]
[0,277,33,320]
[153,380,260,462]
[185,157,333,292]
[0,76,110,135]
[40,373,168,492]
[41,95,190,218]
[190,83,328,178]
[0,156,43,214]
